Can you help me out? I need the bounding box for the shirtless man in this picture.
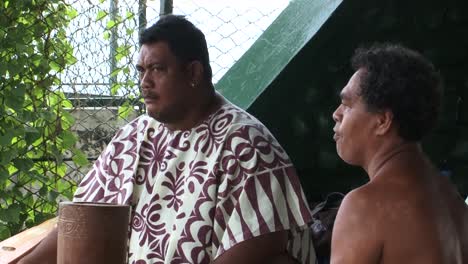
[331,44,468,263]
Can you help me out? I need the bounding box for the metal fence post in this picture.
[109,0,119,91]
[138,0,147,38]
[160,0,173,17]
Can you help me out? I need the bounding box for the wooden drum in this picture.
[57,202,130,264]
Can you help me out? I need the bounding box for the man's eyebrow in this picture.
[339,91,351,101]
[135,62,161,71]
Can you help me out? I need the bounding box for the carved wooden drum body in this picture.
[57,202,130,264]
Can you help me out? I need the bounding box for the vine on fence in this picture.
[99,5,141,120]
[0,0,88,240]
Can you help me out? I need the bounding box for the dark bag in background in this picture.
[310,192,344,263]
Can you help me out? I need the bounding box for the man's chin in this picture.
[147,111,174,125]
[147,110,161,121]
[337,147,353,165]
[338,152,360,166]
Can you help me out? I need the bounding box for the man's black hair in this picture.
[351,43,443,141]
[140,15,212,80]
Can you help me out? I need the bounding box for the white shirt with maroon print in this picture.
[74,102,315,264]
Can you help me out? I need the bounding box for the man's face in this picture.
[137,42,192,124]
[332,69,379,166]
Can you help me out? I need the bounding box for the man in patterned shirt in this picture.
[18,15,314,264]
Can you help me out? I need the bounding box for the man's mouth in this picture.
[333,134,340,141]
[333,130,340,141]
[143,95,159,104]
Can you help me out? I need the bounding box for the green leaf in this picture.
[61,111,75,125]
[96,10,107,21]
[40,111,55,122]
[72,150,89,166]
[49,61,62,72]
[0,131,15,147]
[61,98,73,108]
[111,82,121,95]
[25,127,41,145]
[39,185,48,196]
[21,110,36,122]
[0,165,9,184]
[50,145,63,164]
[0,150,17,166]
[67,7,78,20]
[13,158,34,172]
[16,43,27,53]
[60,131,77,149]
[5,88,25,112]
[65,51,77,65]
[56,163,67,177]
[33,213,55,225]
[12,125,25,138]
[118,101,133,120]
[11,83,26,97]
[30,170,48,182]
[126,11,134,19]
[0,225,11,241]
[47,190,59,202]
[106,20,116,29]
[0,204,21,223]
[103,31,110,40]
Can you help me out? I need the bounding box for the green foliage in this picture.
[0,0,87,240]
[118,100,135,120]
[96,5,141,118]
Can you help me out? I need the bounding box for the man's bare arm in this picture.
[16,227,58,264]
[213,230,297,264]
[330,189,383,264]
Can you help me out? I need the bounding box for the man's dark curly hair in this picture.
[351,43,443,141]
[140,15,212,81]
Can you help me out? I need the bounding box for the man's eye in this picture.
[151,65,163,72]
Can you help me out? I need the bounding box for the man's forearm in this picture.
[16,227,58,264]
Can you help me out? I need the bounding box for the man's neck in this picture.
[365,140,422,181]
[165,86,221,131]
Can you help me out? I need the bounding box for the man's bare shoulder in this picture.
[331,185,384,263]
[341,182,387,211]
[337,181,409,237]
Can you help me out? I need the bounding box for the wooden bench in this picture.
[0,218,57,264]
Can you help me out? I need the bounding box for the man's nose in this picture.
[140,72,152,90]
[332,106,341,122]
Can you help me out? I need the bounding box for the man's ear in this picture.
[187,61,204,87]
[375,110,393,136]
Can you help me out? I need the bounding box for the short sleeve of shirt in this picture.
[211,123,315,263]
[73,116,146,205]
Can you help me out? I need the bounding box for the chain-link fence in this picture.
[63,0,289,94]
[1,0,289,238]
[62,0,290,182]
